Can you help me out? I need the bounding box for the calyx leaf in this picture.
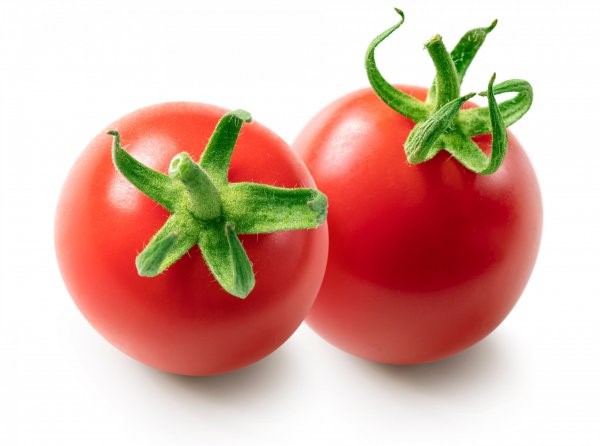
[365,9,533,174]
[110,110,327,298]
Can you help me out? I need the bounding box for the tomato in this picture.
[55,102,328,375]
[294,85,542,363]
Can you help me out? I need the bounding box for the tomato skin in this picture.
[294,86,542,364]
[55,102,328,375]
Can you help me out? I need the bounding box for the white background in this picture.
[1,0,598,444]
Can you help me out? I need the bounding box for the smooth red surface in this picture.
[294,86,542,364]
[55,103,328,375]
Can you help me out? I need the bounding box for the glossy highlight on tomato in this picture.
[294,86,542,364]
[55,102,328,375]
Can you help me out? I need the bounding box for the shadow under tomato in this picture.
[350,334,515,398]
[143,345,298,405]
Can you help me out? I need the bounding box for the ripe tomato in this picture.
[55,102,328,375]
[294,86,542,363]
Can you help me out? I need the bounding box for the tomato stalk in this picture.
[108,110,327,298]
[425,34,460,110]
[365,9,533,174]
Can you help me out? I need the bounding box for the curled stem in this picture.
[365,9,532,175]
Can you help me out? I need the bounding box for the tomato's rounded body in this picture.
[294,86,541,364]
[56,103,328,375]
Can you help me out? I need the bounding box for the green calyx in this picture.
[108,110,327,299]
[365,8,533,174]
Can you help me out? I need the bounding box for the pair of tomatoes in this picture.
[55,17,541,376]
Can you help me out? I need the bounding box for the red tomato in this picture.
[55,102,328,375]
[294,86,542,364]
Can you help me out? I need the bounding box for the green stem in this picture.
[405,93,475,164]
[169,152,222,220]
[365,9,533,175]
[425,34,460,109]
[110,109,327,299]
[427,19,497,104]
